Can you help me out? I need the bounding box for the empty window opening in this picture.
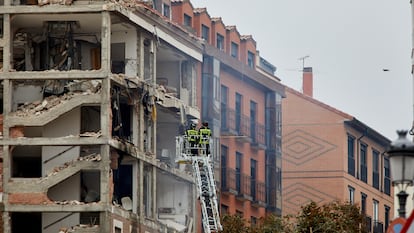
[144,164,153,217]
[113,163,133,206]
[47,171,100,203]
[81,106,101,134]
[111,43,125,74]
[80,212,100,226]
[12,212,41,233]
[12,18,101,71]
[143,38,153,81]
[12,145,42,177]
[111,89,132,141]
[81,171,101,203]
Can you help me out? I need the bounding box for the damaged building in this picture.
[0,0,205,232]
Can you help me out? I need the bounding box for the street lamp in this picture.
[387,130,414,218]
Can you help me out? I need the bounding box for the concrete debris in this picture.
[79,131,102,138]
[38,0,73,6]
[46,153,102,177]
[55,200,82,205]
[12,84,100,117]
[59,225,99,233]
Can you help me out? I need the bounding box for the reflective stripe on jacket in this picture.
[186,129,198,142]
[199,128,211,144]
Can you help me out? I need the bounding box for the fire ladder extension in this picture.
[175,136,223,233]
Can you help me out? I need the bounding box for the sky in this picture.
[191,0,413,140]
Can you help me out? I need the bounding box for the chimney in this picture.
[302,67,313,97]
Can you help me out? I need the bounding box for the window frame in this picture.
[231,41,239,58]
[216,33,224,51]
[201,24,210,43]
[183,13,192,27]
[247,51,255,68]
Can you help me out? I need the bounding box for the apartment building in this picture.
[171,0,285,221]
[0,0,207,232]
[282,68,394,233]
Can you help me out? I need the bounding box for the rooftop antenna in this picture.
[298,55,310,71]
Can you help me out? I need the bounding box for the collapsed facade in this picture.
[0,0,205,232]
[0,0,287,231]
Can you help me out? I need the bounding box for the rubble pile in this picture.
[46,153,102,178]
[12,80,101,117]
[58,224,99,233]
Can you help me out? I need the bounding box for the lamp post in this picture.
[387,130,414,218]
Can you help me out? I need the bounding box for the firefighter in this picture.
[186,123,199,156]
[199,121,212,155]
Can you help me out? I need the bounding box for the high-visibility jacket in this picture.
[186,129,198,142]
[199,127,211,144]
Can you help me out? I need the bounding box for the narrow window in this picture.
[231,42,239,58]
[235,93,242,134]
[184,14,192,27]
[221,85,228,130]
[221,204,228,215]
[247,51,255,68]
[384,157,391,195]
[162,4,170,19]
[373,199,379,222]
[250,159,257,200]
[372,150,380,190]
[360,143,367,183]
[347,135,355,176]
[201,24,210,43]
[236,152,242,193]
[385,205,390,231]
[250,101,257,142]
[221,145,228,190]
[216,33,224,51]
[348,186,355,204]
[361,193,367,215]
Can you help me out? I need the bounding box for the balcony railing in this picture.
[251,122,266,150]
[236,173,252,201]
[366,216,372,233]
[252,181,266,207]
[221,167,237,195]
[221,106,268,147]
[373,221,384,233]
[221,107,236,136]
[236,114,250,140]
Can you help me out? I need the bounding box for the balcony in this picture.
[221,106,250,142]
[221,167,238,195]
[221,107,237,136]
[251,181,266,208]
[236,174,252,201]
[373,221,384,233]
[366,216,372,233]
[251,122,266,150]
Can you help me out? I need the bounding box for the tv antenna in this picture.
[298,55,310,70]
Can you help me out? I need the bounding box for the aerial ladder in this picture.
[176,134,223,233]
